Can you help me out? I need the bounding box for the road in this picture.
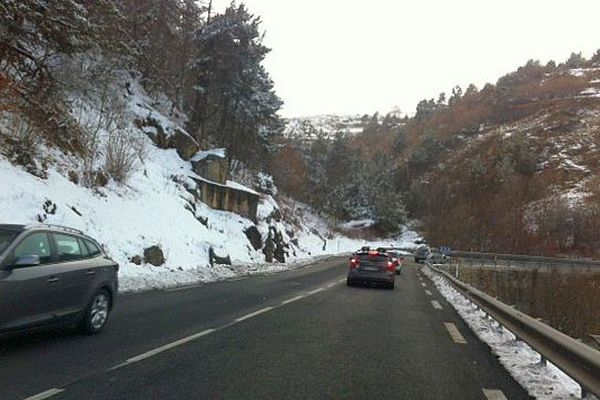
[0,257,531,400]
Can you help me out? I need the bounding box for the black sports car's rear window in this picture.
[0,230,18,253]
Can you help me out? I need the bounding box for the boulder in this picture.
[168,129,199,161]
[273,228,286,263]
[209,247,232,266]
[263,230,274,263]
[130,255,142,265]
[244,225,263,251]
[136,117,199,161]
[144,245,165,266]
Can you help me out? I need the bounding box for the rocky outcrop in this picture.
[244,225,263,251]
[209,247,232,266]
[135,116,198,161]
[263,226,287,263]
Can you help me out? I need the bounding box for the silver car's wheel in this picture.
[79,289,111,334]
[90,293,110,330]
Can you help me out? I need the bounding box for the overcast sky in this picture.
[212,0,600,117]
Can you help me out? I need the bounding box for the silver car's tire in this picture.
[79,289,111,335]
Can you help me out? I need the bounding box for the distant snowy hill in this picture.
[284,114,364,142]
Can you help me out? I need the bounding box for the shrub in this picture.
[104,130,146,184]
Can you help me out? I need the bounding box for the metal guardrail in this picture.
[450,250,600,267]
[427,263,600,399]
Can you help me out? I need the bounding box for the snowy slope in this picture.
[0,80,416,292]
[284,114,364,141]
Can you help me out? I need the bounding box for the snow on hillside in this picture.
[0,81,416,292]
[284,114,364,141]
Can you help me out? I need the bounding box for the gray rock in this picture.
[208,247,232,266]
[130,255,142,265]
[144,245,165,266]
[244,225,263,251]
[136,117,199,161]
[169,129,198,161]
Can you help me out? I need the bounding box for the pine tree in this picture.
[189,3,283,168]
[448,85,463,105]
[0,0,96,91]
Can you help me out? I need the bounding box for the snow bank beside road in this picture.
[423,267,581,399]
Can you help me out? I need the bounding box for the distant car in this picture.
[347,247,395,289]
[386,250,403,275]
[0,224,119,336]
[429,248,448,264]
[414,245,431,263]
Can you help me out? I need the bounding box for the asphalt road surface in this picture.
[1,257,531,400]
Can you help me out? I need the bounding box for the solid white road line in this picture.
[23,389,65,400]
[235,307,274,322]
[308,287,325,295]
[482,389,508,400]
[281,295,304,305]
[425,290,432,296]
[431,300,443,310]
[126,328,216,364]
[444,322,467,344]
[338,278,346,283]
[327,282,337,288]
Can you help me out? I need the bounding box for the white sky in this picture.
[211,0,600,117]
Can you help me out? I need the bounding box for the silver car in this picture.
[347,248,395,289]
[414,245,431,263]
[0,224,119,335]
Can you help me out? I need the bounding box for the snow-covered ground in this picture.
[423,266,581,399]
[1,149,409,292]
[0,77,418,293]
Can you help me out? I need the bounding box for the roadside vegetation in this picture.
[280,52,600,250]
[456,266,600,346]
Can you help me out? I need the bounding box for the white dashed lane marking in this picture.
[30,278,344,399]
[482,389,508,400]
[431,300,442,310]
[235,307,274,322]
[444,322,467,344]
[425,290,432,296]
[126,328,216,364]
[281,295,304,305]
[23,388,65,400]
[421,283,426,288]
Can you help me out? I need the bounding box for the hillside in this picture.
[412,61,600,255]
[0,1,420,292]
[277,53,600,257]
[0,76,418,291]
[284,114,364,143]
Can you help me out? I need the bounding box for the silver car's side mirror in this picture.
[12,255,41,269]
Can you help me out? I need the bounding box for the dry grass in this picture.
[458,267,600,343]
